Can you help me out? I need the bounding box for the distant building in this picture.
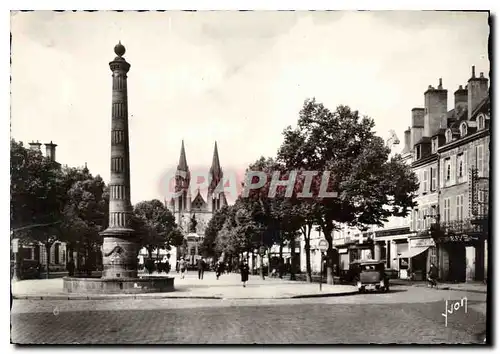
[11,141,69,273]
[166,141,228,266]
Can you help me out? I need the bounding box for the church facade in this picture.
[166,140,228,266]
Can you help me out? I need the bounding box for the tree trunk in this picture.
[148,247,153,259]
[156,247,160,260]
[45,242,51,279]
[289,234,296,281]
[279,238,284,278]
[250,249,255,275]
[267,247,272,275]
[259,250,265,280]
[304,225,312,282]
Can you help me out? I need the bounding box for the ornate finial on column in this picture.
[114,41,126,57]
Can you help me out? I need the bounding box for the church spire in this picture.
[209,141,222,179]
[177,140,188,171]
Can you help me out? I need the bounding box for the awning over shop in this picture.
[398,247,429,259]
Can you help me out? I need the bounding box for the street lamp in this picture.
[12,238,19,282]
[318,240,328,291]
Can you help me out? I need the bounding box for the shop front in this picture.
[338,247,349,273]
[432,220,487,282]
[372,227,415,277]
[399,237,437,281]
[436,233,485,282]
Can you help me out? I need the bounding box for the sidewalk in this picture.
[391,279,487,294]
[11,271,358,300]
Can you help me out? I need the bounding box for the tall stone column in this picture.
[100,42,138,279]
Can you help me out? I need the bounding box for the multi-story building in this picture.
[371,130,415,278]
[406,66,489,282]
[11,141,69,274]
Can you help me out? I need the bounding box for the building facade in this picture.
[405,66,489,282]
[166,141,228,265]
[347,66,490,284]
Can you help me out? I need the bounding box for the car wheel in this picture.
[385,286,390,292]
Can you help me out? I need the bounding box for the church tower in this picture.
[174,140,191,214]
[207,141,227,212]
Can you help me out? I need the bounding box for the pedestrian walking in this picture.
[197,258,205,280]
[66,258,75,277]
[179,258,186,279]
[240,259,249,287]
[215,260,222,280]
[427,263,438,288]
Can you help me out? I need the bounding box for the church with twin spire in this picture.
[166,141,228,264]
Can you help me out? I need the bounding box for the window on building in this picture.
[457,153,464,178]
[478,190,488,216]
[460,122,468,137]
[416,209,422,231]
[446,158,451,181]
[443,198,451,222]
[416,145,421,160]
[423,170,429,193]
[431,138,438,154]
[431,167,437,191]
[446,129,453,143]
[422,207,428,229]
[456,195,464,220]
[190,248,196,256]
[476,144,484,177]
[478,114,485,130]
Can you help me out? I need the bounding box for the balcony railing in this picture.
[429,218,487,243]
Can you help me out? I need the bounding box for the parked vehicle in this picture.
[339,261,362,284]
[354,260,389,293]
[10,259,42,279]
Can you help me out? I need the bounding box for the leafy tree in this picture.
[201,205,229,259]
[10,140,63,233]
[60,169,108,272]
[10,140,66,278]
[278,99,418,284]
[133,199,181,259]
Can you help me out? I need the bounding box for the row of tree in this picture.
[10,139,183,277]
[201,99,419,284]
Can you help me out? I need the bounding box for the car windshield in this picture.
[360,264,383,271]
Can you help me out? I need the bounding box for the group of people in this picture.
[174,257,251,287]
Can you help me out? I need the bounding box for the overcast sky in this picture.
[11,11,489,204]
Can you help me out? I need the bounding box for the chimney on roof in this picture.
[44,141,57,162]
[410,108,425,150]
[28,140,42,151]
[424,79,448,137]
[467,66,488,119]
[403,128,411,154]
[454,84,468,115]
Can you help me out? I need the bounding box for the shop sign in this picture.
[410,238,435,248]
[439,234,479,243]
[338,248,348,254]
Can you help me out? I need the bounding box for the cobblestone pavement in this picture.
[11,286,487,344]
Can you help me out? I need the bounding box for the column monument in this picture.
[100,41,138,279]
[63,42,174,293]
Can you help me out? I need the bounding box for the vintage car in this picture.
[354,259,390,293]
